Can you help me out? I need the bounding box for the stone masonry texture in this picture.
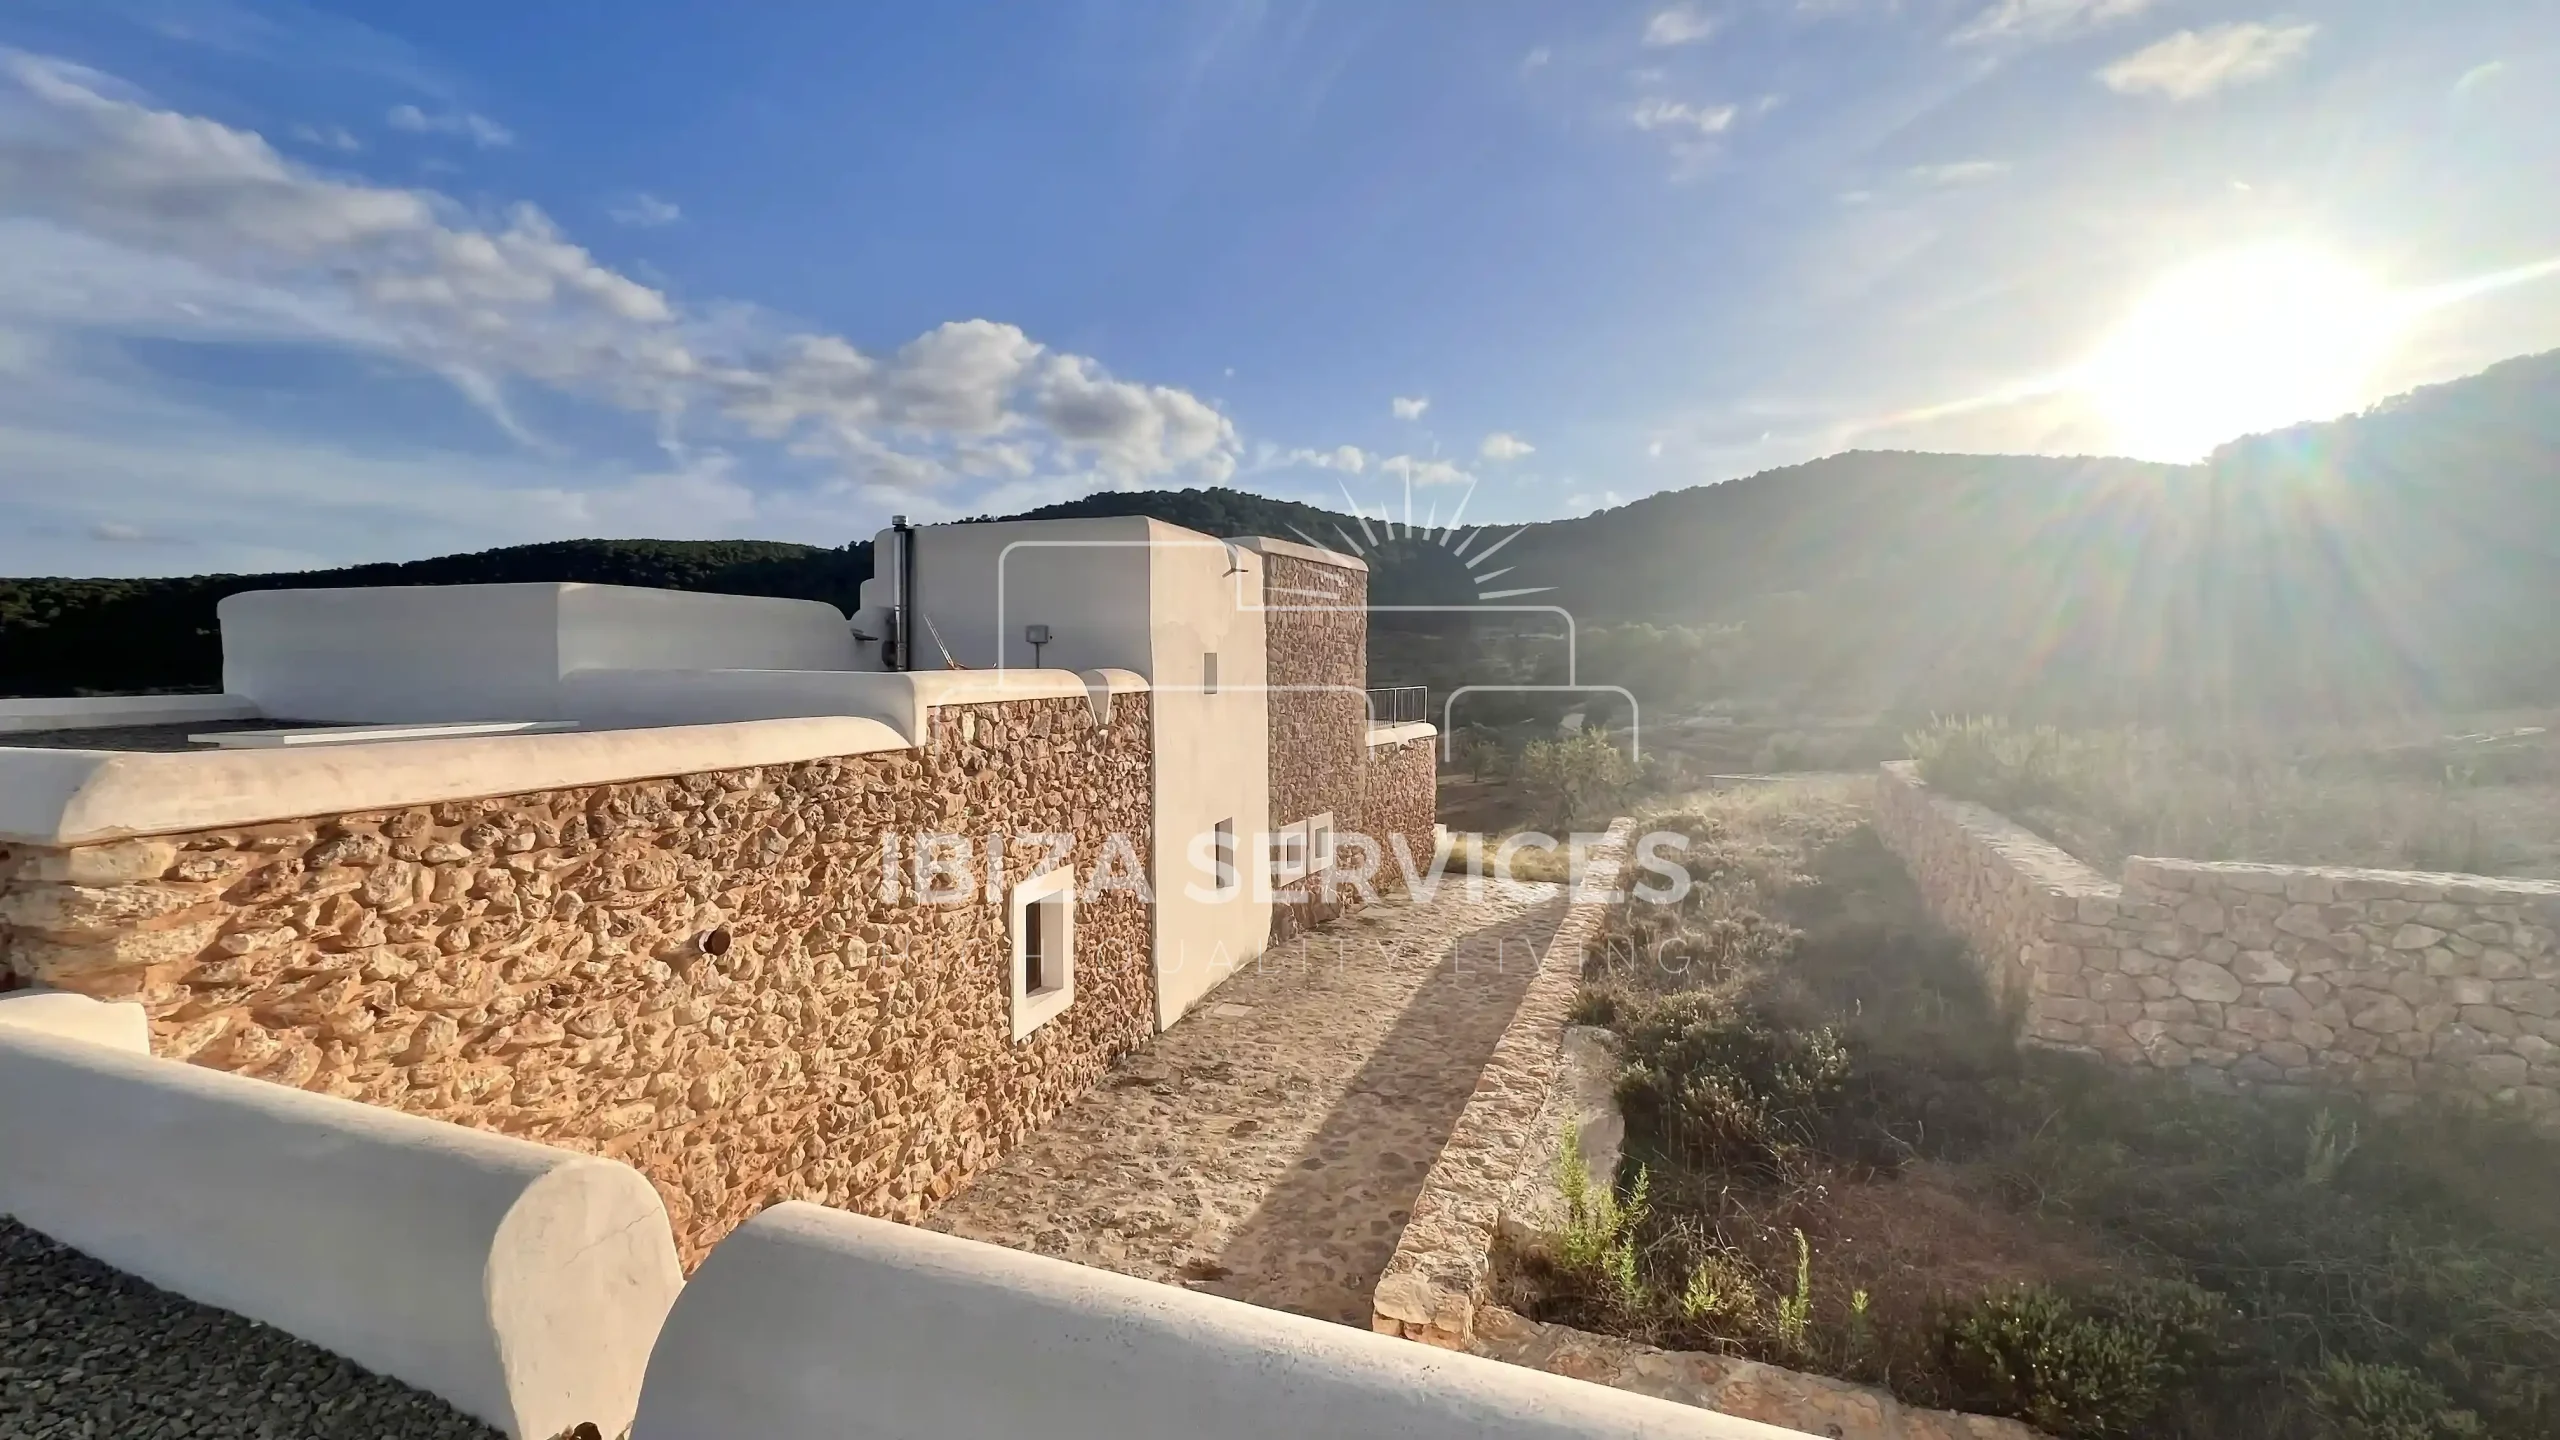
[0,694,1156,1263]
[1372,821,1633,1349]
[1363,735,1439,895]
[1471,1305,2043,1440]
[1261,549,1373,942]
[1876,762,2560,1132]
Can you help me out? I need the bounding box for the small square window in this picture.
[1203,651,1220,695]
[1309,813,1336,872]
[1010,868,1077,1042]
[1272,824,1309,883]
[1213,819,1237,892]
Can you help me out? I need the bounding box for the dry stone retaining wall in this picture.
[0,694,1157,1262]
[1372,820,1633,1349]
[1877,763,2560,1131]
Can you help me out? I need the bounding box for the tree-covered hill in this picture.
[9,348,2559,724]
[0,539,871,696]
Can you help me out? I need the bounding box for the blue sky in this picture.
[0,0,2554,576]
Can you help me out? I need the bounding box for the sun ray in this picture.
[1468,525,1527,568]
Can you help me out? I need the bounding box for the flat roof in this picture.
[0,722,294,754]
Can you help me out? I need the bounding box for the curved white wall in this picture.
[631,1202,1807,1440]
[0,988,148,1052]
[0,1028,683,1440]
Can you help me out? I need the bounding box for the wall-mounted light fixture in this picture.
[1024,623,1053,667]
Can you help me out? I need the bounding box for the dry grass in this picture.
[1908,714,2560,878]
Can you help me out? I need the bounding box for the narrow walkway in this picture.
[928,879,1568,1325]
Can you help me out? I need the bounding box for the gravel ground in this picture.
[0,1219,505,1440]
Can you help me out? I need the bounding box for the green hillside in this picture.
[8,348,2559,724]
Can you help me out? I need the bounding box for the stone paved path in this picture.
[927,879,1568,1325]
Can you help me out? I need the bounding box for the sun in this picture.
[2081,245,2405,463]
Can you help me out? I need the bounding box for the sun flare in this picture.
[2082,245,2405,462]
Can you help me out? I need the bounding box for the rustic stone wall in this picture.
[1877,763,2560,1133]
[0,695,1157,1262]
[1361,735,1439,898]
[1261,550,1370,942]
[1871,761,2114,1020]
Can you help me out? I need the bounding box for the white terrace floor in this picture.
[928,878,1569,1326]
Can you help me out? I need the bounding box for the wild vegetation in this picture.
[1905,714,2560,879]
[1501,780,2560,1440]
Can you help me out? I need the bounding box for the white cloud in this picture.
[386,103,514,148]
[1478,431,1535,462]
[1031,352,1239,484]
[1643,5,1719,47]
[1908,159,2011,186]
[1391,395,1429,419]
[1269,444,1367,473]
[291,123,361,153]
[0,51,1239,499]
[2099,22,2318,101]
[1954,0,2153,44]
[609,192,681,228]
[1631,98,1738,136]
[1522,45,1553,72]
[1379,454,1472,487]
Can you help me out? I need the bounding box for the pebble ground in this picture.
[0,1219,504,1440]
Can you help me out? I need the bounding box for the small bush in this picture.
[1940,1280,2229,1439]
[1677,1245,1768,1330]
[2299,1361,2483,1440]
[1552,1129,1651,1318]
[1614,992,1848,1170]
[1521,728,1636,830]
[1906,715,2093,814]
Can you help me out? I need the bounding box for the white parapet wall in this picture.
[630,1201,1808,1440]
[0,987,150,1052]
[0,1026,685,1440]
[0,693,263,734]
[560,665,1144,742]
[219,582,858,723]
[0,714,911,845]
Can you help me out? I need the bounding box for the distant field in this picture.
[1907,713,2560,881]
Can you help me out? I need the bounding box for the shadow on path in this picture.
[1203,896,1566,1323]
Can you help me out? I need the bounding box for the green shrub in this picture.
[1521,728,1636,830]
[1613,992,1848,1169]
[1905,715,2094,814]
[2299,1361,2483,1440]
[1552,1129,1651,1317]
[1677,1245,1767,1330]
[1940,1280,2229,1439]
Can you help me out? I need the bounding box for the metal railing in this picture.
[1366,685,1427,726]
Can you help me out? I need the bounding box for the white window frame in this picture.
[1308,812,1336,872]
[1009,866,1077,1042]
[1271,823,1310,884]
